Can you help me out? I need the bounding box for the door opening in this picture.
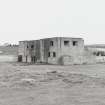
[31,56,37,63]
[18,55,22,62]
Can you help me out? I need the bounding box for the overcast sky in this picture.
[0,0,105,45]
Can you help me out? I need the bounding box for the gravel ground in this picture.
[0,63,105,105]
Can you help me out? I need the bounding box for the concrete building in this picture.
[85,46,105,63]
[18,37,84,65]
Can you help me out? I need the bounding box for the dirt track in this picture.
[0,63,105,105]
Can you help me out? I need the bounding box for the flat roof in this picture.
[19,37,83,42]
[40,37,83,40]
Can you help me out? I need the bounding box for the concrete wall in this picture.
[83,47,105,64]
[40,37,84,65]
[58,37,84,65]
[42,38,59,64]
[38,38,59,64]
[18,40,41,63]
[82,47,96,64]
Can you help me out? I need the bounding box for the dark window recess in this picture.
[96,52,100,56]
[18,55,22,62]
[53,52,56,57]
[31,45,34,48]
[93,51,105,56]
[64,41,69,46]
[48,52,50,57]
[27,46,29,48]
[101,52,105,56]
[93,52,97,56]
[73,41,78,46]
[50,41,54,46]
[31,56,36,63]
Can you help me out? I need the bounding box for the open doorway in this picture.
[31,56,37,63]
[18,55,22,62]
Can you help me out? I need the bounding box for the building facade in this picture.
[18,37,84,65]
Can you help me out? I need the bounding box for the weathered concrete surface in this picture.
[83,47,105,64]
[58,37,84,65]
[18,40,41,63]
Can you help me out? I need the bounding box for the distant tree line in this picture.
[3,43,18,47]
[6,44,18,47]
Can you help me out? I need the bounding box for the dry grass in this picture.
[0,63,105,104]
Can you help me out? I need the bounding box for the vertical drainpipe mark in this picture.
[60,37,61,49]
[59,37,62,57]
[24,41,25,57]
